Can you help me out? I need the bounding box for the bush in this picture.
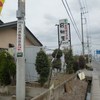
[0,51,16,86]
[52,49,62,59]
[64,49,74,74]
[35,50,50,86]
[73,55,79,72]
[79,55,86,69]
[73,60,79,73]
[52,49,62,71]
[52,58,61,71]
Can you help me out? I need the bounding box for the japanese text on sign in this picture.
[17,20,24,57]
[59,19,69,45]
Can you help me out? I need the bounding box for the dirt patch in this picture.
[0,73,88,100]
[50,73,88,100]
[50,73,75,87]
[59,79,88,100]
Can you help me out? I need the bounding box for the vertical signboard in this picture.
[59,19,69,47]
[17,20,25,57]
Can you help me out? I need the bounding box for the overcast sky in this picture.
[0,0,100,55]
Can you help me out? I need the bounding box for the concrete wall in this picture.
[25,46,42,82]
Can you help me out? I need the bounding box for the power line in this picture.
[78,0,87,13]
[81,0,86,9]
[84,0,88,12]
[61,0,82,42]
[64,0,82,40]
[91,37,100,40]
[78,0,88,55]
[78,0,83,9]
[79,0,92,58]
[92,44,100,46]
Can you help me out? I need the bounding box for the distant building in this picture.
[0,20,43,82]
[0,20,42,49]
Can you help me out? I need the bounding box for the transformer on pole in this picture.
[16,0,25,100]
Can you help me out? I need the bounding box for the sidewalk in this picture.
[91,70,100,100]
[79,64,100,100]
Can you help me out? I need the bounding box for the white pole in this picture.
[16,0,25,100]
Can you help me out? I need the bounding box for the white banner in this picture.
[59,19,69,47]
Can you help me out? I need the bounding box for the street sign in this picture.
[96,50,100,54]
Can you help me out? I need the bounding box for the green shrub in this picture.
[73,55,79,72]
[64,49,74,74]
[52,49,62,71]
[52,49,62,59]
[79,55,86,69]
[35,50,50,86]
[0,51,16,86]
[52,58,61,71]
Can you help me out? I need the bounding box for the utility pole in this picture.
[55,24,60,49]
[87,35,90,62]
[86,18,90,63]
[81,12,85,56]
[16,0,25,100]
[68,23,71,50]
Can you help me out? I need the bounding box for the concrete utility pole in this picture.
[16,0,25,100]
[81,12,85,56]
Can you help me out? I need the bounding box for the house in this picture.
[0,20,42,49]
[0,20,43,82]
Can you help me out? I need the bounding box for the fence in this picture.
[31,73,78,100]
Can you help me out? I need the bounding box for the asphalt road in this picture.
[92,60,100,75]
[92,60,100,69]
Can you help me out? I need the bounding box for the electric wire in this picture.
[79,0,86,11]
[61,0,82,42]
[84,0,88,11]
[64,0,82,41]
[78,0,92,56]
[78,0,87,16]
[78,0,82,9]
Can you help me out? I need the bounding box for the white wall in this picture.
[25,46,42,82]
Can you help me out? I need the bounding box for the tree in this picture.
[64,49,74,74]
[52,49,62,59]
[52,49,62,71]
[73,55,79,72]
[35,50,50,86]
[79,55,86,69]
[0,51,16,86]
[52,58,61,71]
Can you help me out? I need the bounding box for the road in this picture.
[92,60,100,77]
[92,60,100,71]
[91,60,100,100]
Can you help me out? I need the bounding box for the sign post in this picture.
[16,0,25,100]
